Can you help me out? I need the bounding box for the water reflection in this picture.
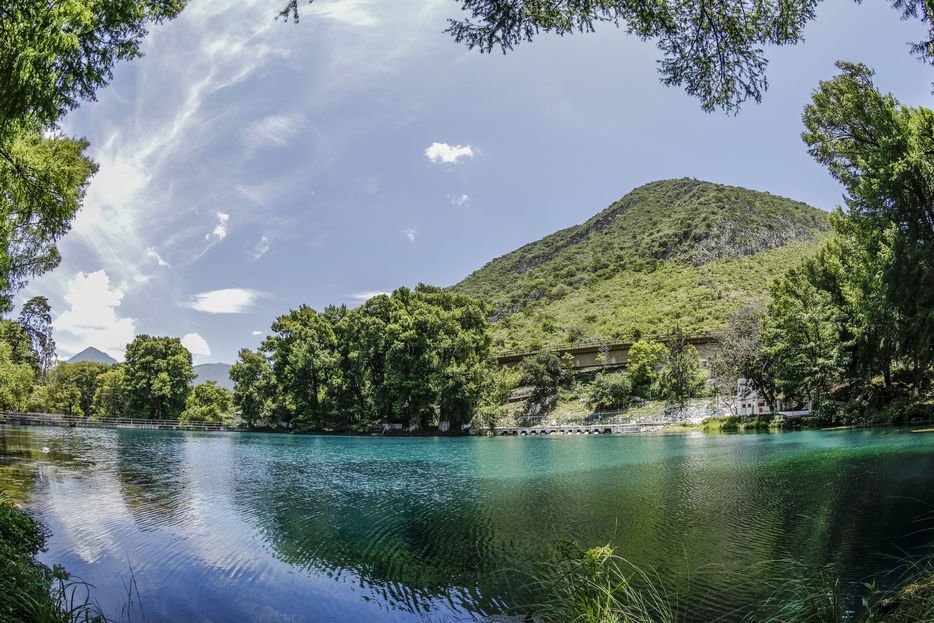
[2,426,934,622]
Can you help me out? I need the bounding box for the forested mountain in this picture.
[452,179,830,352]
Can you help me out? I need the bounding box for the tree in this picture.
[0,125,97,312]
[17,297,55,376]
[45,361,111,417]
[762,266,843,406]
[262,305,339,429]
[230,348,276,428]
[180,382,234,424]
[519,350,565,408]
[123,335,194,420]
[626,339,668,398]
[92,366,128,420]
[587,371,632,412]
[0,341,33,411]
[658,328,704,411]
[802,62,934,391]
[710,308,776,414]
[283,1,932,113]
[0,319,34,369]
[1,0,185,129]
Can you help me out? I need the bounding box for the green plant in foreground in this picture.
[0,496,110,623]
[528,543,675,623]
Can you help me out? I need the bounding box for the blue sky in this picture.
[18,0,933,363]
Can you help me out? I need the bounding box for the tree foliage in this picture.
[0,0,186,129]
[586,371,632,412]
[657,328,704,410]
[180,381,234,424]
[235,285,494,432]
[0,124,96,311]
[230,348,276,428]
[519,350,566,407]
[0,341,33,411]
[803,62,934,391]
[283,1,932,112]
[710,307,775,412]
[17,297,54,376]
[123,335,194,420]
[92,366,128,420]
[446,1,932,113]
[627,339,668,398]
[45,361,111,417]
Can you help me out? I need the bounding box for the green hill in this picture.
[452,179,831,352]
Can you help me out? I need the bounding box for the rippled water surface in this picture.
[3,426,934,622]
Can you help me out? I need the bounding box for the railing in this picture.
[0,412,238,432]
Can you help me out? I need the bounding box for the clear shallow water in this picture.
[3,426,934,622]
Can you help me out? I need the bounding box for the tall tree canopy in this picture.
[803,62,934,389]
[123,335,194,420]
[238,285,494,432]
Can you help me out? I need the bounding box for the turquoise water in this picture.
[2,426,934,622]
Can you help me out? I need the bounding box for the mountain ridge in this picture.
[452,178,830,351]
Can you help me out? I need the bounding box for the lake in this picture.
[2,425,934,622]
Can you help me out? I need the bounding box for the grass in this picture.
[525,543,675,623]
[524,543,934,623]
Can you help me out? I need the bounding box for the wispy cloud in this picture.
[250,235,271,260]
[57,1,294,290]
[241,113,306,151]
[54,271,136,359]
[251,330,264,336]
[189,288,266,314]
[403,228,417,242]
[205,211,230,243]
[450,193,470,207]
[425,142,475,165]
[147,247,171,267]
[308,0,379,27]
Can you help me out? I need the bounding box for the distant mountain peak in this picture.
[193,362,234,390]
[67,347,118,365]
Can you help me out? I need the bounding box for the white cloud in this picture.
[251,330,264,336]
[205,211,230,243]
[181,332,212,358]
[189,288,265,314]
[450,193,470,207]
[403,228,417,242]
[241,114,305,151]
[308,0,379,27]
[54,271,137,360]
[250,235,271,260]
[349,290,391,303]
[146,247,170,267]
[56,3,295,289]
[425,142,475,165]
